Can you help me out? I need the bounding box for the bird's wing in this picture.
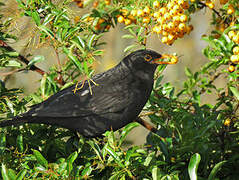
[26,79,132,118]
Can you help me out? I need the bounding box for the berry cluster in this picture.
[227,30,239,72]
[117,0,193,46]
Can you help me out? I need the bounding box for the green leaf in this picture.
[16,135,24,153]
[88,140,103,162]
[1,164,9,180]
[88,34,97,49]
[122,34,135,39]
[31,11,41,26]
[188,153,201,180]
[229,86,239,100]
[15,169,27,180]
[5,60,21,68]
[152,166,158,180]
[185,67,193,77]
[7,169,16,180]
[105,146,124,168]
[124,44,138,53]
[208,161,226,180]
[27,55,45,68]
[0,132,6,155]
[66,151,78,175]
[118,122,139,147]
[32,149,48,169]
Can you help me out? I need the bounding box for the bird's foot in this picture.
[72,77,99,95]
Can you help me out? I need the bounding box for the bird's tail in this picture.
[0,116,31,127]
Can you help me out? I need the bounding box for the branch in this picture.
[134,117,158,134]
[0,40,46,75]
[198,2,222,18]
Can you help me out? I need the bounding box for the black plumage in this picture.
[0,49,162,137]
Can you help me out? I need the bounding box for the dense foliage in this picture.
[0,0,238,179]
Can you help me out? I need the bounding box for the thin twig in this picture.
[198,2,222,18]
[134,117,158,134]
[0,40,45,75]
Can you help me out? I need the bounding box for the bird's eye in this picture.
[144,54,152,62]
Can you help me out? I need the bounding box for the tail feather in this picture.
[0,116,32,127]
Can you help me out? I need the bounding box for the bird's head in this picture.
[123,49,164,73]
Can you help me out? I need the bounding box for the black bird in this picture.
[0,49,162,137]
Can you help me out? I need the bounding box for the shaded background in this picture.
[0,0,226,144]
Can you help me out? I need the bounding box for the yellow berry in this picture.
[124,19,132,25]
[105,0,110,5]
[173,15,180,23]
[117,15,124,23]
[153,1,160,8]
[153,25,162,34]
[137,9,144,17]
[142,17,150,24]
[130,10,137,16]
[161,36,168,44]
[182,1,189,9]
[163,13,171,21]
[168,34,175,41]
[224,118,231,126]
[206,1,214,9]
[121,9,128,16]
[157,17,165,24]
[219,0,228,5]
[180,14,188,22]
[159,7,167,15]
[178,23,186,31]
[167,2,174,10]
[232,35,239,43]
[153,12,160,18]
[233,46,239,55]
[143,6,150,14]
[230,55,239,63]
[228,30,236,39]
[171,56,178,63]
[167,22,175,30]
[227,5,235,15]
[186,25,193,34]
[228,65,235,72]
[162,30,168,36]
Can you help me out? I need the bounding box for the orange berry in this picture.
[124,19,132,25]
[206,1,214,9]
[163,13,171,21]
[182,1,189,9]
[180,14,188,22]
[142,17,150,24]
[121,9,128,16]
[186,25,193,34]
[130,10,137,16]
[230,55,239,63]
[137,9,144,17]
[178,23,186,31]
[159,7,167,15]
[105,0,110,5]
[228,30,236,39]
[167,22,175,30]
[168,34,175,41]
[227,5,235,15]
[173,15,180,24]
[178,0,185,5]
[153,25,162,34]
[161,36,168,44]
[157,17,165,24]
[153,1,160,8]
[93,1,99,8]
[219,0,228,5]
[228,65,235,72]
[224,118,231,126]
[117,15,124,23]
[143,6,150,14]
[162,30,168,36]
[153,12,160,18]
[171,56,178,63]
[233,46,239,55]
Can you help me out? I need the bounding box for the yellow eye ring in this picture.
[144,54,152,62]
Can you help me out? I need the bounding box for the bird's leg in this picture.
[73,77,99,95]
[72,80,85,94]
[134,117,158,134]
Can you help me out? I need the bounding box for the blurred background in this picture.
[0,0,226,144]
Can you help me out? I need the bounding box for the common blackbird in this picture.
[0,49,162,137]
